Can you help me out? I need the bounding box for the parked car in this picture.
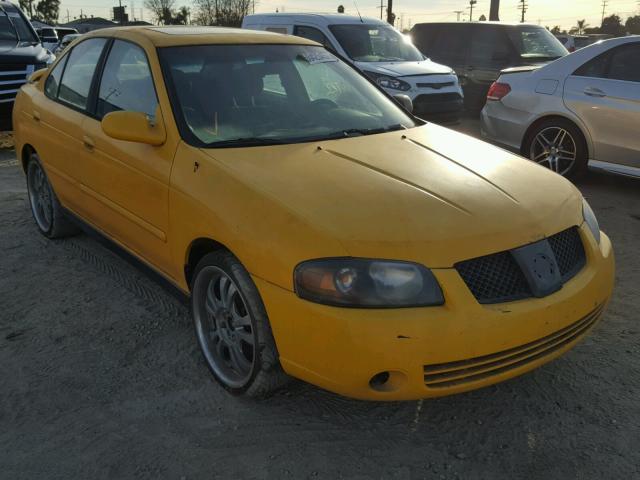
[53,33,81,55]
[481,36,640,179]
[242,14,464,123]
[555,34,597,52]
[54,27,79,41]
[13,27,614,401]
[35,26,59,51]
[0,0,55,130]
[411,22,568,111]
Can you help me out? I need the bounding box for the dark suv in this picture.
[411,22,568,111]
[0,1,54,130]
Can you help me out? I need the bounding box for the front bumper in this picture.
[256,226,614,401]
[413,93,464,123]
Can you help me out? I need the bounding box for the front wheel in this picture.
[523,119,587,178]
[191,251,289,397]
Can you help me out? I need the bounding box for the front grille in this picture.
[456,251,531,304]
[416,81,455,89]
[0,64,33,104]
[548,227,586,281]
[423,304,604,389]
[455,227,586,304]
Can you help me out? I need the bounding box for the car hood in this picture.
[354,59,453,77]
[202,123,583,268]
[0,40,50,63]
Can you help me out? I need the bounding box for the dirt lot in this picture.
[1,126,639,479]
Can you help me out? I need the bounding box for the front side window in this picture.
[329,24,423,62]
[58,38,107,110]
[294,26,332,49]
[507,26,567,61]
[97,40,158,118]
[161,44,415,147]
[469,27,513,66]
[45,56,68,99]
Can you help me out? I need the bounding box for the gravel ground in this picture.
[1,127,639,479]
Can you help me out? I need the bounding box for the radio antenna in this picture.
[353,0,364,22]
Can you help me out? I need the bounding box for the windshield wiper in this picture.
[208,137,289,148]
[320,124,408,140]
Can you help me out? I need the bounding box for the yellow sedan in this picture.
[12,27,615,400]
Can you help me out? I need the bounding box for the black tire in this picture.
[191,251,289,397]
[26,153,80,239]
[522,118,588,179]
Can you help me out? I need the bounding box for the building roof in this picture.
[60,17,116,26]
[82,25,319,47]
[244,13,386,26]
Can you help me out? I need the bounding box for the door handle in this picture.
[584,87,606,98]
[83,135,95,151]
[33,111,40,122]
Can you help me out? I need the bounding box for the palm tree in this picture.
[576,19,589,35]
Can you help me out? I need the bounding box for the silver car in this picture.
[481,36,640,178]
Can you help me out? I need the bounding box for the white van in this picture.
[242,13,464,122]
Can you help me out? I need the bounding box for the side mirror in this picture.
[393,94,413,113]
[29,68,48,84]
[101,107,166,146]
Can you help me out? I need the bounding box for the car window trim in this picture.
[93,38,161,121]
[44,54,69,101]
[51,37,111,120]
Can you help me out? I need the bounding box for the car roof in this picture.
[412,21,541,28]
[244,13,387,26]
[82,26,319,47]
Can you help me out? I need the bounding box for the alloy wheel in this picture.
[27,162,53,232]
[194,267,256,388]
[529,126,577,176]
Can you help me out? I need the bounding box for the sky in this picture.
[56,0,640,31]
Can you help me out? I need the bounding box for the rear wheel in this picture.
[191,251,289,397]
[26,154,79,238]
[523,118,587,178]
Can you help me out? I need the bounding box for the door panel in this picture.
[564,43,640,167]
[78,40,175,274]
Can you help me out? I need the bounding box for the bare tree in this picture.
[144,0,176,25]
[193,0,254,27]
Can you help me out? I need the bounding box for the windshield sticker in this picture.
[298,50,337,65]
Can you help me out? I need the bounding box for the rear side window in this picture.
[58,38,107,110]
[97,40,158,118]
[294,25,332,49]
[469,27,513,67]
[45,56,68,99]
[608,44,640,82]
[574,43,640,82]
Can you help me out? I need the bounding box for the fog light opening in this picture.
[369,371,390,391]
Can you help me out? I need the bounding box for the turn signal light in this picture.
[487,82,511,101]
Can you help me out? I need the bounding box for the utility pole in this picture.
[468,0,477,21]
[601,0,608,25]
[387,0,394,25]
[518,0,528,23]
[378,0,386,20]
[489,0,500,21]
[66,9,70,23]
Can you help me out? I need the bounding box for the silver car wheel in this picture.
[27,161,53,232]
[530,127,577,176]
[193,266,256,388]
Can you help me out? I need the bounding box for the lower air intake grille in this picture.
[423,304,604,389]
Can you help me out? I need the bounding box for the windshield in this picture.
[0,9,39,43]
[329,24,424,62]
[508,26,567,60]
[160,44,416,147]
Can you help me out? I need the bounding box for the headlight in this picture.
[294,258,444,308]
[364,71,411,91]
[583,198,601,244]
